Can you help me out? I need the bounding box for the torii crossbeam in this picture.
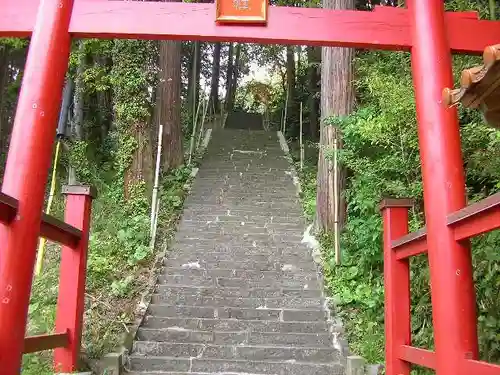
[1,1,500,375]
[2,0,500,52]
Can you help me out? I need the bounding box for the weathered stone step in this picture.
[180,213,304,223]
[173,236,303,248]
[160,268,319,280]
[132,342,339,363]
[180,216,304,226]
[150,294,324,309]
[128,356,343,375]
[141,317,331,334]
[162,259,316,272]
[176,224,302,236]
[136,328,332,347]
[146,305,328,321]
[154,286,323,299]
[157,277,319,290]
[165,252,313,264]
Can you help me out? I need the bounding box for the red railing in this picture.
[0,185,95,372]
[381,193,500,375]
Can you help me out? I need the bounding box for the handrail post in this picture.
[380,198,413,375]
[54,185,97,373]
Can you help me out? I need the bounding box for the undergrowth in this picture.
[292,46,500,375]
[21,164,194,374]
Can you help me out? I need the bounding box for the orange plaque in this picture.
[216,0,268,24]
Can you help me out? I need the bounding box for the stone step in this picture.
[160,268,319,280]
[165,252,314,264]
[162,259,316,272]
[157,277,319,290]
[132,342,339,363]
[180,214,305,225]
[141,317,331,334]
[180,219,304,229]
[176,224,302,235]
[150,294,324,310]
[128,356,344,375]
[146,305,328,321]
[174,232,303,241]
[136,328,333,347]
[154,286,323,299]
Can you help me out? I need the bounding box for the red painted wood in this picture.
[0,192,18,224]
[398,345,436,369]
[408,1,479,375]
[447,192,500,241]
[23,331,69,354]
[0,0,74,373]
[392,227,427,260]
[381,202,411,375]
[464,360,500,375]
[54,190,94,372]
[1,0,499,53]
[40,213,82,248]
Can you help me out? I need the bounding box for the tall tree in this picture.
[285,45,296,123]
[157,38,184,170]
[224,43,234,112]
[316,0,355,232]
[307,46,320,139]
[228,43,241,111]
[209,42,222,114]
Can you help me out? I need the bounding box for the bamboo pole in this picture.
[333,136,340,265]
[490,0,496,20]
[299,102,304,170]
[35,139,62,276]
[151,123,164,234]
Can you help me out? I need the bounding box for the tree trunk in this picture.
[307,46,320,140]
[228,43,241,111]
[157,39,184,171]
[316,0,355,232]
[209,42,221,114]
[286,45,296,128]
[224,43,234,112]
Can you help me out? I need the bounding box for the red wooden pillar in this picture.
[380,198,412,375]
[54,185,96,372]
[0,0,74,373]
[408,1,479,374]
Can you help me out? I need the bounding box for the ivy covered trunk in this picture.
[316,0,355,232]
[111,40,154,200]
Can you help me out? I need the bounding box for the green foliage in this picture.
[297,52,500,373]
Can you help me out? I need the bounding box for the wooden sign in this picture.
[216,0,268,24]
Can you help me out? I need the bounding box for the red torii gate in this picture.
[0,1,499,375]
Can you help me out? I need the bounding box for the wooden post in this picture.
[54,185,96,372]
[380,198,412,375]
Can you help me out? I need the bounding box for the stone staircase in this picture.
[125,124,346,375]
